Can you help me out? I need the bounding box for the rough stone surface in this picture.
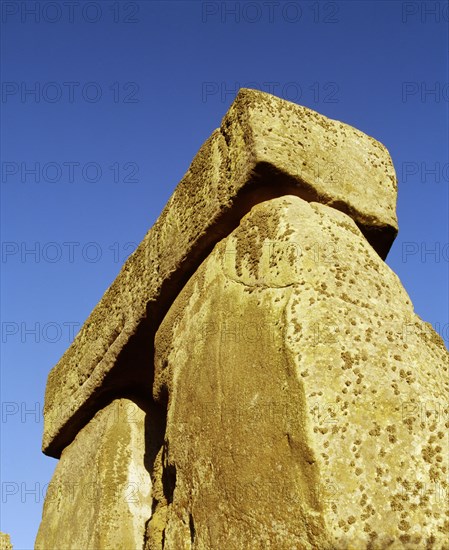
[0,533,12,550]
[222,89,398,252]
[35,399,153,550]
[43,89,398,458]
[151,196,448,549]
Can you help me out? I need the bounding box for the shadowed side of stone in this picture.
[149,196,448,549]
[43,89,398,458]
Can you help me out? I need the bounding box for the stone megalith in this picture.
[36,89,448,549]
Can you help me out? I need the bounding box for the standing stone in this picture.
[35,399,153,550]
[151,196,449,549]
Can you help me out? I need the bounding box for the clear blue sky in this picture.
[1,1,448,547]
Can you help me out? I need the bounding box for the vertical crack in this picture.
[143,398,169,550]
[162,460,177,505]
[189,513,196,544]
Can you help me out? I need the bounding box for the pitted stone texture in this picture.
[222,88,398,252]
[151,196,448,549]
[43,88,398,457]
[0,533,12,550]
[35,399,152,550]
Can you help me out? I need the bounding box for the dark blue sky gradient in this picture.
[1,1,448,547]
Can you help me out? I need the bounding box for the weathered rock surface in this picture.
[222,89,398,250]
[42,89,398,458]
[0,533,12,550]
[151,196,448,549]
[35,399,153,550]
[37,89,449,549]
